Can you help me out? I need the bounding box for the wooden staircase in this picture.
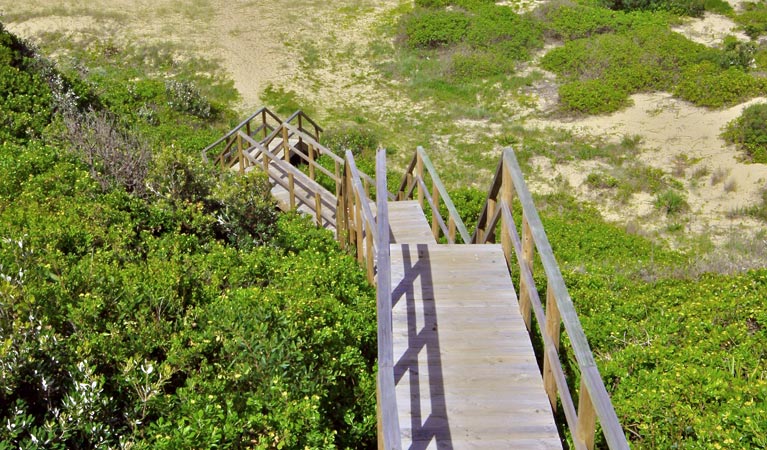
[203,109,630,450]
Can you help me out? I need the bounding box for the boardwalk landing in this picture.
[387,204,561,448]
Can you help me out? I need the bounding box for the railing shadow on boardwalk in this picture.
[392,244,453,449]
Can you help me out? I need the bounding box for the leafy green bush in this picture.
[165,79,212,119]
[541,23,766,113]
[0,24,54,144]
[541,4,670,41]
[600,0,705,16]
[655,189,689,215]
[0,23,377,448]
[321,125,379,156]
[558,78,632,113]
[674,62,763,107]
[722,103,767,163]
[404,9,470,48]
[736,1,767,39]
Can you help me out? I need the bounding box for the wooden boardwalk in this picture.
[207,110,629,449]
[387,202,561,448]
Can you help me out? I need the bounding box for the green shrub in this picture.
[405,9,470,48]
[675,62,763,107]
[655,189,689,215]
[542,4,670,41]
[165,79,212,119]
[716,36,757,70]
[558,78,632,114]
[722,103,767,163]
[736,1,767,39]
[321,126,378,156]
[600,0,705,16]
[586,172,619,189]
[451,50,513,80]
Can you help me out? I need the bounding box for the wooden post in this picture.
[282,126,290,162]
[335,161,341,200]
[246,120,251,139]
[288,173,295,210]
[485,197,496,243]
[355,192,364,264]
[416,154,424,209]
[309,143,315,180]
[576,378,597,450]
[519,215,534,330]
[238,134,245,175]
[543,284,561,410]
[432,180,440,239]
[500,164,514,266]
[262,150,269,172]
[261,110,268,140]
[366,227,374,283]
[448,216,456,244]
[298,114,304,152]
[315,192,322,226]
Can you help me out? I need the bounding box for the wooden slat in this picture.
[390,244,561,449]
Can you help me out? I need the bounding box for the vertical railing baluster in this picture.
[282,126,290,162]
[288,173,295,210]
[543,284,562,409]
[432,179,440,239]
[519,214,534,330]
[315,192,322,226]
[416,154,424,209]
[309,143,315,180]
[577,379,597,450]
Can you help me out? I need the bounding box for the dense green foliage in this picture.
[541,17,766,113]
[452,190,767,447]
[0,23,376,448]
[736,1,767,38]
[722,102,767,163]
[541,198,766,448]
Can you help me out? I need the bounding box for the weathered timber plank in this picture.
[390,243,561,448]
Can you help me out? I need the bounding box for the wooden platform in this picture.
[388,201,437,244]
[390,244,562,449]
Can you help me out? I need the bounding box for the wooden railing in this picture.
[471,148,629,450]
[201,107,322,171]
[337,149,401,450]
[396,146,471,244]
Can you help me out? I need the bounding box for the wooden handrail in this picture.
[396,147,471,244]
[374,149,401,450]
[201,106,280,160]
[473,148,629,450]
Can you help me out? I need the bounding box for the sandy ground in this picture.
[1,0,765,248]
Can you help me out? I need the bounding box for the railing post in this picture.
[261,109,268,140]
[298,114,304,153]
[355,191,364,264]
[448,216,456,244]
[238,134,245,175]
[315,192,322,226]
[288,173,295,210]
[282,126,290,162]
[500,164,514,266]
[519,215,534,330]
[366,227,374,283]
[309,143,316,180]
[577,379,597,450]
[416,153,424,209]
[335,161,341,200]
[432,179,440,239]
[543,284,562,410]
[485,197,496,243]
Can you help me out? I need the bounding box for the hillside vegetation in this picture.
[0,23,376,448]
[2,0,767,447]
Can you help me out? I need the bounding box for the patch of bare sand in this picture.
[529,93,767,242]
[672,12,748,46]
